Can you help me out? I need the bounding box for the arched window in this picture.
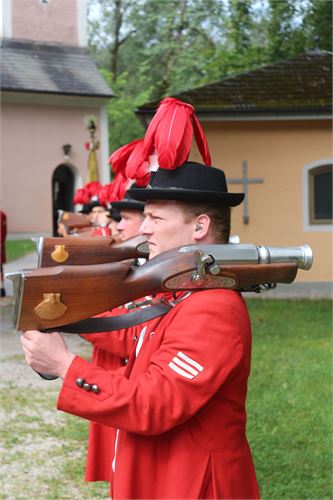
[303,160,332,231]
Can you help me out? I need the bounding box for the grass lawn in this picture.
[246,298,332,499]
[1,299,331,498]
[5,239,36,262]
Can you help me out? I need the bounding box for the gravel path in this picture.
[0,298,86,387]
[0,299,109,499]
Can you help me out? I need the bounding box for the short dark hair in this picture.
[176,201,231,243]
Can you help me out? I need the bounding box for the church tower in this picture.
[0,0,114,237]
[1,0,87,47]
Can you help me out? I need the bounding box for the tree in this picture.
[302,0,333,52]
[87,0,332,150]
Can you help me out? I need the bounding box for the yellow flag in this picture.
[87,145,99,182]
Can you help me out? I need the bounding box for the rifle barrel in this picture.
[177,244,313,270]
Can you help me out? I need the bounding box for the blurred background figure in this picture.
[0,210,7,297]
[112,184,145,242]
[91,208,112,237]
[107,207,122,242]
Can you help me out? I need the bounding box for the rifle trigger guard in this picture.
[191,251,220,286]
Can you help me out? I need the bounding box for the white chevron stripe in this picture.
[168,361,194,379]
[177,351,203,372]
[172,356,199,376]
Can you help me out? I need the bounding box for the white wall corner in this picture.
[77,0,88,47]
[1,0,12,38]
[99,105,110,185]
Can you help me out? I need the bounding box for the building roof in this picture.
[137,51,332,120]
[0,38,114,98]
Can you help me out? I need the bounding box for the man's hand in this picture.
[21,330,75,379]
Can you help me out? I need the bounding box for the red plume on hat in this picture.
[125,139,150,187]
[109,138,143,175]
[73,181,104,206]
[108,138,150,194]
[142,97,212,173]
[107,139,141,202]
[73,187,90,205]
[85,181,102,199]
[98,183,114,205]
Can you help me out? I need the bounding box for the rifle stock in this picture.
[36,235,149,266]
[58,210,92,231]
[7,244,313,331]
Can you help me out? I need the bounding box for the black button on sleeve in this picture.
[76,378,85,387]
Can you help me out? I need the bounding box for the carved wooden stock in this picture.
[58,211,92,231]
[38,235,149,267]
[10,247,298,331]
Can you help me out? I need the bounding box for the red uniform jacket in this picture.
[91,226,112,237]
[80,306,137,482]
[58,289,259,499]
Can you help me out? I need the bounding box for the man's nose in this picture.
[117,220,125,231]
[140,217,151,235]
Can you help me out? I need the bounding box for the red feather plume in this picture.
[141,97,212,172]
[108,173,128,202]
[99,183,114,205]
[109,139,143,175]
[125,139,150,187]
[85,181,102,198]
[73,187,90,205]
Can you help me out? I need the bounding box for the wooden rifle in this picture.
[57,210,92,232]
[7,243,313,332]
[35,235,149,266]
[35,235,239,267]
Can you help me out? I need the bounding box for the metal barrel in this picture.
[257,244,313,270]
[179,243,313,270]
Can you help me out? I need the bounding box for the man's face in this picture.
[109,219,122,243]
[140,200,196,259]
[117,210,144,241]
[90,206,107,225]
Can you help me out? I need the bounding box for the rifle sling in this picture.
[42,303,173,334]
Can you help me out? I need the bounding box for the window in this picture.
[303,160,333,231]
[309,164,332,225]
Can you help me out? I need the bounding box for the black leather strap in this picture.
[42,302,173,334]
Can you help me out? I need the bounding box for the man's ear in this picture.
[192,214,211,242]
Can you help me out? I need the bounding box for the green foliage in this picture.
[101,69,152,153]
[302,0,333,52]
[5,239,36,262]
[87,0,333,148]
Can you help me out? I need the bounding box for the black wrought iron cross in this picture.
[227,160,264,224]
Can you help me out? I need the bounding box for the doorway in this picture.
[52,164,75,236]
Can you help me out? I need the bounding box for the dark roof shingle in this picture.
[137,51,332,117]
[1,38,114,98]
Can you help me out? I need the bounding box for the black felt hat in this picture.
[79,201,106,214]
[111,184,145,212]
[130,162,244,207]
[107,206,122,222]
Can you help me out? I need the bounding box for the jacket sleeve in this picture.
[57,290,251,435]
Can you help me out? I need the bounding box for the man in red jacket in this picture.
[21,161,260,499]
[81,185,145,482]
[112,183,145,243]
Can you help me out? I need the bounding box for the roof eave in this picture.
[136,106,332,126]
[1,87,115,99]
